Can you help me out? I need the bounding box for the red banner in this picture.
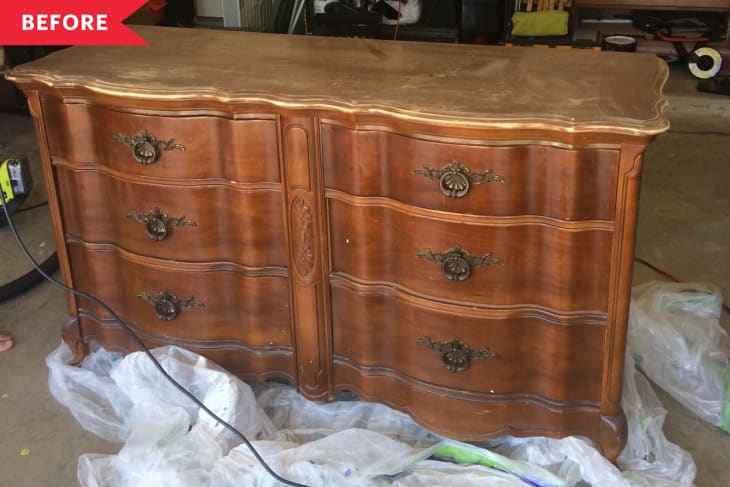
[1,1,150,45]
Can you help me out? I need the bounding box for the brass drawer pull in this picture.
[127,207,197,241]
[416,245,503,281]
[137,290,204,321]
[112,129,185,165]
[417,337,500,372]
[412,160,504,198]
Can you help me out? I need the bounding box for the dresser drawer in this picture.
[331,281,605,402]
[328,199,612,312]
[42,98,280,182]
[56,166,287,266]
[321,123,619,221]
[67,242,292,347]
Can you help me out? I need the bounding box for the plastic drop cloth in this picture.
[46,311,700,487]
[628,281,730,431]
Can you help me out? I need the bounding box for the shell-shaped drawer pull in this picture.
[412,160,504,198]
[416,336,500,372]
[112,129,185,165]
[416,245,503,281]
[127,208,197,241]
[137,290,204,321]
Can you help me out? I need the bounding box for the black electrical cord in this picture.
[17,201,49,212]
[0,252,59,303]
[0,193,59,302]
[0,190,311,487]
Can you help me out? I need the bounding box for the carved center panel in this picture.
[291,196,315,278]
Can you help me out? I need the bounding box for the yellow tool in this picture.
[0,156,32,221]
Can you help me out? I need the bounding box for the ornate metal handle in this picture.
[137,290,204,321]
[412,160,504,198]
[416,245,503,281]
[417,336,500,372]
[127,207,197,241]
[112,129,185,164]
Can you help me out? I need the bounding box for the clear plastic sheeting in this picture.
[628,281,730,432]
[618,355,696,486]
[46,333,697,487]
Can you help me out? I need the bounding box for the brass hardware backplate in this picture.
[416,245,503,281]
[412,160,504,198]
[416,336,500,372]
[137,290,204,321]
[127,207,196,241]
[112,129,185,164]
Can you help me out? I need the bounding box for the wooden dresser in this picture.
[8,26,669,460]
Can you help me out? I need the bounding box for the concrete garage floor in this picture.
[0,64,729,486]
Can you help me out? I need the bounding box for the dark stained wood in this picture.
[328,197,613,312]
[599,412,629,461]
[281,115,334,401]
[66,241,292,348]
[321,123,620,221]
[62,315,88,363]
[55,164,287,266]
[601,145,646,417]
[42,97,281,183]
[8,29,669,462]
[330,281,606,400]
[333,359,602,440]
[72,313,297,383]
[26,91,79,317]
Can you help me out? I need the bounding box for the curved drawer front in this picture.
[42,98,280,182]
[56,166,287,266]
[331,282,605,401]
[329,199,611,312]
[67,242,292,348]
[321,123,619,221]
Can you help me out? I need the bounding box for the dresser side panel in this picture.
[602,144,647,416]
[23,90,82,354]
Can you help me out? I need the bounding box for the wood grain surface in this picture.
[55,164,287,266]
[72,314,297,383]
[42,97,281,183]
[9,25,669,134]
[328,198,613,312]
[66,241,292,348]
[322,122,620,221]
[330,281,606,400]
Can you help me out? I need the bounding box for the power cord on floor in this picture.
[17,201,48,212]
[634,256,730,314]
[0,189,311,487]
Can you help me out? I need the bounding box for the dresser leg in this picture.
[61,315,89,364]
[598,411,628,463]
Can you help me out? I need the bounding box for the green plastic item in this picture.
[432,440,569,487]
[434,443,503,470]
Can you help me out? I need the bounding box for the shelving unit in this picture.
[571,0,730,56]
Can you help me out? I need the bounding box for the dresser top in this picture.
[8,25,669,135]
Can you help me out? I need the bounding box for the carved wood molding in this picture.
[291,196,315,278]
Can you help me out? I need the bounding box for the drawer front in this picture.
[56,166,287,266]
[331,282,605,401]
[329,199,612,312]
[321,123,619,221]
[67,242,292,347]
[42,98,280,182]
